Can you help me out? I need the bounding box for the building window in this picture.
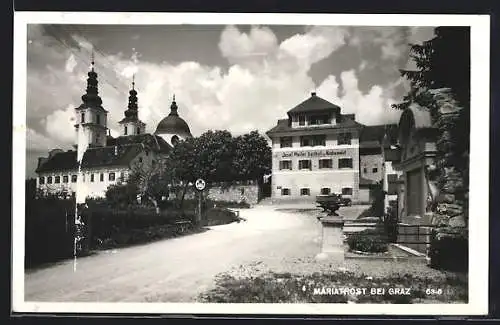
[39,177,45,185]
[137,128,141,135]
[171,135,179,145]
[90,174,94,182]
[124,126,128,135]
[300,136,311,147]
[81,112,85,123]
[338,132,352,145]
[320,187,331,195]
[281,188,290,196]
[300,188,310,196]
[47,176,53,184]
[100,173,104,182]
[55,176,60,184]
[279,160,292,170]
[280,136,292,148]
[298,115,305,126]
[363,167,367,173]
[372,167,378,173]
[309,114,330,125]
[120,172,125,181]
[342,187,353,196]
[312,135,326,146]
[298,160,312,170]
[96,114,100,125]
[319,158,332,169]
[109,172,115,181]
[338,158,353,169]
[71,175,77,183]
[63,175,69,183]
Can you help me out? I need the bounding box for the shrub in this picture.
[429,226,468,272]
[346,228,389,253]
[202,207,239,226]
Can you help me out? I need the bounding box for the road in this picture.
[24,205,323,302]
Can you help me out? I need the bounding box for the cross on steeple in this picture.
[91,49,95,71]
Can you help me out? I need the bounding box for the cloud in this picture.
[26,24,431,177]
[317,70,401,126]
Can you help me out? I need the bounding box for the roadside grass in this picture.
[199,271,467,303]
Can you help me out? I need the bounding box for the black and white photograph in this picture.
[12,13,489,315]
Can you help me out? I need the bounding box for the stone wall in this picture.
[428,88,468,227]
[182,180,261,205]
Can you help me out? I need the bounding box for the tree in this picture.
[233,130,272,181]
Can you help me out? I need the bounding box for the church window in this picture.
[124,126,128,135]
[137,128,141,135]
[171,135,179,145]
[81,112,85,123]
[96,134,100,144]
[90,174,94,182]
[100,173,104,182]
[96,114,100,125]
[109,172,115,181]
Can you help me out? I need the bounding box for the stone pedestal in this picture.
[318,217,345,260]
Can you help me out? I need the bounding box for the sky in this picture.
[25,24,436,178]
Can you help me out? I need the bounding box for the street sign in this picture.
[195,178,206,191]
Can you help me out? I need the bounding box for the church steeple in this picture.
[74,52,108,148]
[119,74,146,136]
[169,94,178,116]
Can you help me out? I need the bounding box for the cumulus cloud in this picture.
[26,24,434,178]
[317,70,401,126]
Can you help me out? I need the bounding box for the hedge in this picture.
[346,228,389,253]
[428,226,468,272]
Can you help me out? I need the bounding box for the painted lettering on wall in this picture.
[275,150,347,158]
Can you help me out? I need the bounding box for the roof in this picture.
[399,103,434,130]
[118,116,145,124]
[360,124,398,145]
[287,92,341,115]
[36,144,145,173]
[155,115,192,136]
[107,133,171,153]
[359,177,378,186]
[266,117,364,135]
[383,147,401,162]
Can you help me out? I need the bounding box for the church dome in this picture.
[154,96,192,137]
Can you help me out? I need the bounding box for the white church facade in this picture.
[35,60,192,199]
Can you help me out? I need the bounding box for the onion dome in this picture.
[154,95,192,137]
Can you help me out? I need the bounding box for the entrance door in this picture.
[407,169,422,216]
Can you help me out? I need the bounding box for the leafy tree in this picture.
[233,130,272,181]
[392,26,470,113]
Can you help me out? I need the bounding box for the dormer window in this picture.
[298,115,305,126]
[309,114,330,125]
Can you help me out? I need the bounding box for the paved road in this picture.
[24,205,323,302]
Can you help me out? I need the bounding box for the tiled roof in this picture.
[106,133,171,153]
[266,117,364,135]
[359,177,378,186]
[287,93,341,114]
[36,144,144,173]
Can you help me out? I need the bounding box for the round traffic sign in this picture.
[195,178,206,191]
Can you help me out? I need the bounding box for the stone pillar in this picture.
[317,217,345,260]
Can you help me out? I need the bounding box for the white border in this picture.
[12,12,490,315]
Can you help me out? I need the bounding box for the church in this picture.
[35,59,193,199]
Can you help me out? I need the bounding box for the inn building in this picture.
[266,92,398,203]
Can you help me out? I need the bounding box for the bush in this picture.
[202,207,239,226]
[347,228,389,253]
[25,197,76,268]
[429,226,468,272]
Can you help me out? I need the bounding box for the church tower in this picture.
[118,76,146,136]
[74,54,108,148]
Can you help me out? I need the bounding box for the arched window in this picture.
[171,135,179,145]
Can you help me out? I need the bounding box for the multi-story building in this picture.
[35,60,191,199]
[266,92,398,203]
